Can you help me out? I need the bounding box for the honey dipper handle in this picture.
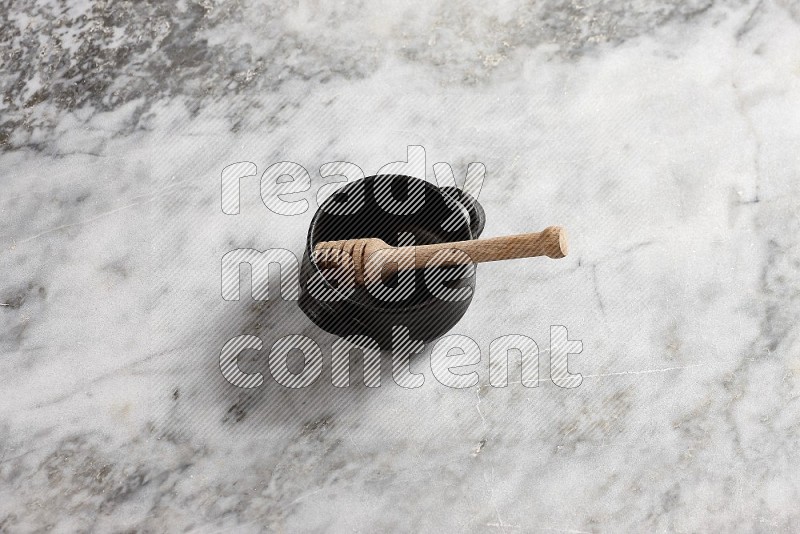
[384,226,569,270]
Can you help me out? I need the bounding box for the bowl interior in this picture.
[308,176,473,310]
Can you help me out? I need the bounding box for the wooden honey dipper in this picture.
[314,226,568,285]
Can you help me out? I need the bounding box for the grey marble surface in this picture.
[2,0,800,532]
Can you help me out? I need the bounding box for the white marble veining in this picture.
[1,0,800,531]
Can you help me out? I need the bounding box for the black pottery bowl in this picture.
[298,175,485,349]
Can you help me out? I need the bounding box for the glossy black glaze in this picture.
[298,175,485,349]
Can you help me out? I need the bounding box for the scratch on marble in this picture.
[731,76,763,204]
[475,386,508,534]
[30,344,204,410]
[584,240,655,268]
[736,0,765,39]
[486,520,521,530]
[13,180,191,244]
[537,527,592,534]
[591,263,605,315]
[289,488,325,506]
[347,432,366,462]
[504,362,704,387]
[583,363,705,379]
